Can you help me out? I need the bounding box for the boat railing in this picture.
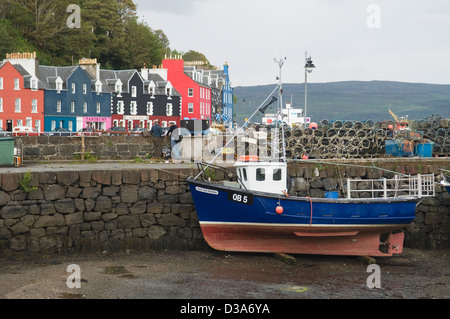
[346,174,435,199]
[195,162,246,189]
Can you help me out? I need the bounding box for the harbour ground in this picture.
[0,248,448,301]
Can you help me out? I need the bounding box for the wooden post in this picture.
[81,134,85,161]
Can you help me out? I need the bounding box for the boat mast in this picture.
[274,57,287,163]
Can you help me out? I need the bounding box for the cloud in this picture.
[135,0,450,86]
[134,0,206,15]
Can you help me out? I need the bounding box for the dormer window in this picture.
[56,77,63,93]
[95,80,102,95]
[148,81,156,98]
[31,76,38,91]
[115,80,123,96]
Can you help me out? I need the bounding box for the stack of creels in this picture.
[277,120,387,159]
[244,116,450,159]
[412,114,450,155]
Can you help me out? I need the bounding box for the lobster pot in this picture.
[333,120,343,129]
[292,128,303,137]
[326,128,337,137]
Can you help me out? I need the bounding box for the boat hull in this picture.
[187,178,417,256]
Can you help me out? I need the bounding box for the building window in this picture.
[15,98,21,112]
[130,101,137,115]
[115,82,122,94]
[188,103,194,113]
[188,88,194,97]
[166,103,173,116]
[26,118,32,128]
[57,100,61,112]
[96,82,102,94]
[31,78,38,91]
[131,86,137,97]
[31,99,38,113]
[117,101,124,114]
[68,121,73,132]
[14,78,20,90]
[149,84,155,97]
[71,83,76,94]
[35,120,40,133]
[71,102,75,113]
[51,120,56,130]
[0,98,3,112]
[56,79,63,93]
[83,102,88,113]
[83,84,87,94]
[17,119,23,126]
[96,102,101,113]
[0,77,3,89]
[146,102,153,115]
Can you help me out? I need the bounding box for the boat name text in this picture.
[195,186,219,195]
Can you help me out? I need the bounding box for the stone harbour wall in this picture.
[0,167,207,256]
[15,135,171,161]
[0,159,449,256]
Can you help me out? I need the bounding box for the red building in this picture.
[162,57,211,121]
[0,54,44,133]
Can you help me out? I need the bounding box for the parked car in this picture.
[0,127,10,137]
[77,127,100,136]
[108,126,128,136]
[130,127,149,136]
[51,127,72,136]
[12,126,40,136]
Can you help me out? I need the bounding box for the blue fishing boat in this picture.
[187,58,436,256]
[188,160,435,256]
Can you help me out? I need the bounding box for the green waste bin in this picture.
[0,137,15,166]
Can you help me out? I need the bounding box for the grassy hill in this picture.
[233,81,450,124]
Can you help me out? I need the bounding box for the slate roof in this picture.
[38,65,78,90]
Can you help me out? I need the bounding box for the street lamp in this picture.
[304,52,315,128]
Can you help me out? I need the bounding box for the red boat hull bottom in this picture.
[200,223,405,257]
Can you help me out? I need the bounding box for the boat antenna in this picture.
[274,56,287,163]
[194,85,280,180]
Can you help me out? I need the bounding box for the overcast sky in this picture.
[135,0,450,87]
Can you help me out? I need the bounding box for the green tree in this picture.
[0,0,171,70]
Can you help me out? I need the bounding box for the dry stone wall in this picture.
[0,167,207,256]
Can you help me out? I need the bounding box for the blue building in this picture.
[221,63,234,128]
[39,59,111,133]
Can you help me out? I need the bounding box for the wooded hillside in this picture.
[0,0,169,69]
